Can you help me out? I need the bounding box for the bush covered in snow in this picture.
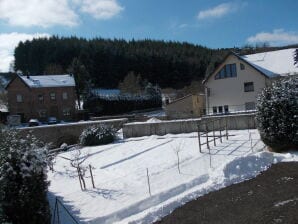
[80,125,116,146]
[0,129,51,224]
[256,77,298,152]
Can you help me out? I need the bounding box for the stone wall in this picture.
[123,113,256,138]
[18,118,128,148]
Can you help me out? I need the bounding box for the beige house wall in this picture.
[165,94,205,119]
[205,54,271,114]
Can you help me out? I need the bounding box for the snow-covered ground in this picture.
[48,129,298,224]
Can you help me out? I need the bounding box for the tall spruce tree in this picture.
[67,58,90,109]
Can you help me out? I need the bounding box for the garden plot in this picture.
[48,129,297,224]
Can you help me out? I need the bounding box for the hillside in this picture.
[13,37,298,90]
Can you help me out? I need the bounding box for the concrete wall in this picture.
[18,118,128,148]
[205,54,270,114]
[123,113,256,138]
[123,118,201,138]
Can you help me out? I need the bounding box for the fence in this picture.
[197,118,229,153]
[52,197,80,224]
[205,103,256,115]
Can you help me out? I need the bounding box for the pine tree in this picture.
[67,58,90,109]
[0,129,51,224]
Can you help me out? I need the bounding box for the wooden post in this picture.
[177,151,181,174]
[250,133,253,152]
[89,164,95,188]
[208,147,212,168]
[198,125,202,153]
[219,120,222,143]
[225,118,228,140]
[146,168,151,196]
[205,123,210,150]
[77,167,83,190]
[212,120,216,146]
[78,167,86,190]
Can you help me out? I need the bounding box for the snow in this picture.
[146,118,161,123]
[48,129,298,224]
[91,88,121,97]
[274,198,298,207]
[242,48,298,77]
[0,103,8,112]
[19,74,75,88]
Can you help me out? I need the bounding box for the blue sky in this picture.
[0,0,297,72]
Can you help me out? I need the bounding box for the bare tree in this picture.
[172,141,185,174]
[69,147,89,190]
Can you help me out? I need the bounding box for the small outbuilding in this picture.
[165,94,205,119]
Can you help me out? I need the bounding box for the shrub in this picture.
[0,129,51,224]
[256,77,298,152]
[80,125,116,146]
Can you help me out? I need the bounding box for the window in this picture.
[245,102,256,111]
[50,92,56,100]
[63,108,71,116]
[244,82,254,92]
[62,92,68,100]
[215,63,237,80]
[16,94,23,102]
[218,106,223,113]
[224,105,229,113]
[38,94,44,103]
[207,88,211,96]
[38,110,47,118]
[213,106,217,114]
[240,63,245,70]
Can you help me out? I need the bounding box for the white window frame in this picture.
[50,92,56,100]
[62,92,68,100]
[16,94,23,103]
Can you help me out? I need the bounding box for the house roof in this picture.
[203,48,298,84]
[166,94,204,106]
[241,48,298,76]
[16,74,75,88]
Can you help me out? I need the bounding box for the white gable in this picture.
[19,74,75,88]
[242,48,298,76]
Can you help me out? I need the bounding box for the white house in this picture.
[203,48,298,114]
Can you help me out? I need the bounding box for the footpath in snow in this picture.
[48,129,298,224]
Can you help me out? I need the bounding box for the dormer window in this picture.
[215,63,237,80]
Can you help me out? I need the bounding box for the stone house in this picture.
[165,94,205,119]
[203,48,298,114]
[6,74,76,122]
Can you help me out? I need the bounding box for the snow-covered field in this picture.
[48,129,298,224]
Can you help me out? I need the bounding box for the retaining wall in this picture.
[18,118,128,148]
[123,113,256,138]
